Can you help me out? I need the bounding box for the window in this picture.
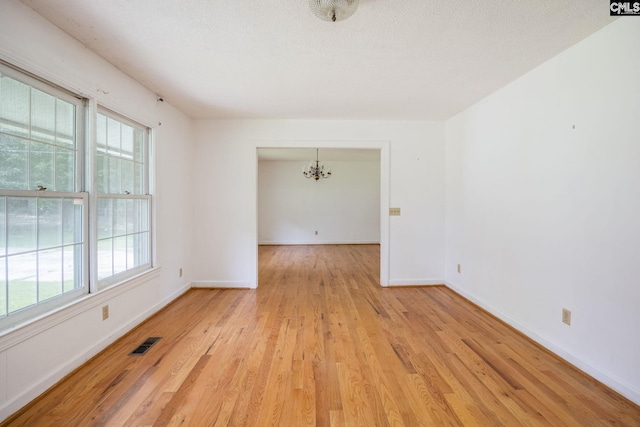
[0,61,153,330]
[0,68,79,192]
[95,110,150,288]
[0,63,87,327]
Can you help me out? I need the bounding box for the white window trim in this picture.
[0,60,85,194]
[93,106,153,290]
[0,61,157,334]
[1,62,89,329]
[0,191,90,331]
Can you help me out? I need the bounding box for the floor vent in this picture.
[129,337,161,356]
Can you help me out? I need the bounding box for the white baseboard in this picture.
[191,281,255,289]
[387,279,445,287]
[444,280,640,406]
[258,240,380,245]
[0,281,192,422]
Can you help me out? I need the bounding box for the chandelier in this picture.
[309,0,359,22]
[303,149,332,181]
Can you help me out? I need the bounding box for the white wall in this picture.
[192,120,446,288]
[0,1,195,420]
[445,19,640,404]
[258,158,380,245]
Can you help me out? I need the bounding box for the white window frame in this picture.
[0,61,89,330]
[91,107,152,290]
[0,61,85,192]
[0,60,156,333]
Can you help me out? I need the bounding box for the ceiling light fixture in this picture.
[309,0,359,22]
[303,149,332,181]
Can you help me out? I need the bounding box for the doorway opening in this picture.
[255,143,390,287]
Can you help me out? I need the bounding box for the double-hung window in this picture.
[0,61,153,331]
[0,63,87,328]
[95,110,151,288]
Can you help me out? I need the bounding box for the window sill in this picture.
[0,267,161,352]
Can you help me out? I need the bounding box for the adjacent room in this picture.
[257,148,381,247]
[0,0,639,424]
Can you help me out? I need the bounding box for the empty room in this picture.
[0,0,639,425]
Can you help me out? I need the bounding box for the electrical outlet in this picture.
[389,207,401,216]
[102,305,109,320]
[179,268,183,278]
[562,308,571,326]
[457,264,461,273]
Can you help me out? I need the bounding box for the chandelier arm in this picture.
[303,148,332,181]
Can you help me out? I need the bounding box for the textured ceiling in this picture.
[22,0,614,120]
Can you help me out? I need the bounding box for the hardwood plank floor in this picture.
[3,244,640,426]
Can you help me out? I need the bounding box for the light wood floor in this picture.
[4,245,640,426]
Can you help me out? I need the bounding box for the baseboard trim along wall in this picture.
[387,279,445,287]
[444,280,640,406]
[258,241,380,246]
[191,281,255,289]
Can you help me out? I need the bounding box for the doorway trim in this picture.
[254,139,390,287]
